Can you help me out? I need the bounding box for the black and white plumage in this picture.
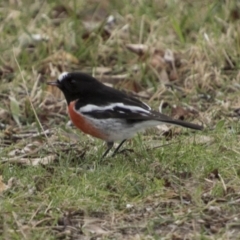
[48,72,203,158]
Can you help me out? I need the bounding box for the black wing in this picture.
[75,84,151,111]
[79,103,203,130]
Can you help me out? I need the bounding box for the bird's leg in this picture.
[112,139,127,157]
[101,142,114,159]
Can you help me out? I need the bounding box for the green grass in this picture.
[1,0,240,239]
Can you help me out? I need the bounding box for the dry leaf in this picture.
[0,176,8,193]
[191,135,214,145]
[83,217,110,235]
[94,67,112,74]
[158,69,169,83]
[97,73,129,84]
[0,108,10,122]
[82,21,102,32]
[18,33,49,47]
[150,53,166,70]
[156,124,170,132]
[8,141,42,157]
[50,4,70,19]
[164,49,178,81]
[126,44,150,56]
[82,14,116,40]
[208,169,220,180]
[6,154,57,166]
[0,64,14,80]
[171,106,192,120]
[164,49,175,63]
[117,79,143,93]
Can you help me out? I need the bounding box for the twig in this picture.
[12,129,52,139]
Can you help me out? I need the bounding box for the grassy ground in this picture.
[1,0,240,239]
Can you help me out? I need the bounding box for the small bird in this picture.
[48,72,203,158]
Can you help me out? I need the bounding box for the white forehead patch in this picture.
[58,72,69,82]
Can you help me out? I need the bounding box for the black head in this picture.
[47,72,103,104]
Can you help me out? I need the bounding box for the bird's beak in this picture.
[47,81,59,87]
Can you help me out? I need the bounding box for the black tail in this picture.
[152,111,203,130]
[162,118,203,130]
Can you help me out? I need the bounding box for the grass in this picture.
[1,0,240,239]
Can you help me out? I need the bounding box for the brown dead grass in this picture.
[1,0,240,239]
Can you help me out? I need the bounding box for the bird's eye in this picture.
[69,79,76,84]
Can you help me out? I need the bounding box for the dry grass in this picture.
[1,0,240,239]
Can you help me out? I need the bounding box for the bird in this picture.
[47,72,203,158]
